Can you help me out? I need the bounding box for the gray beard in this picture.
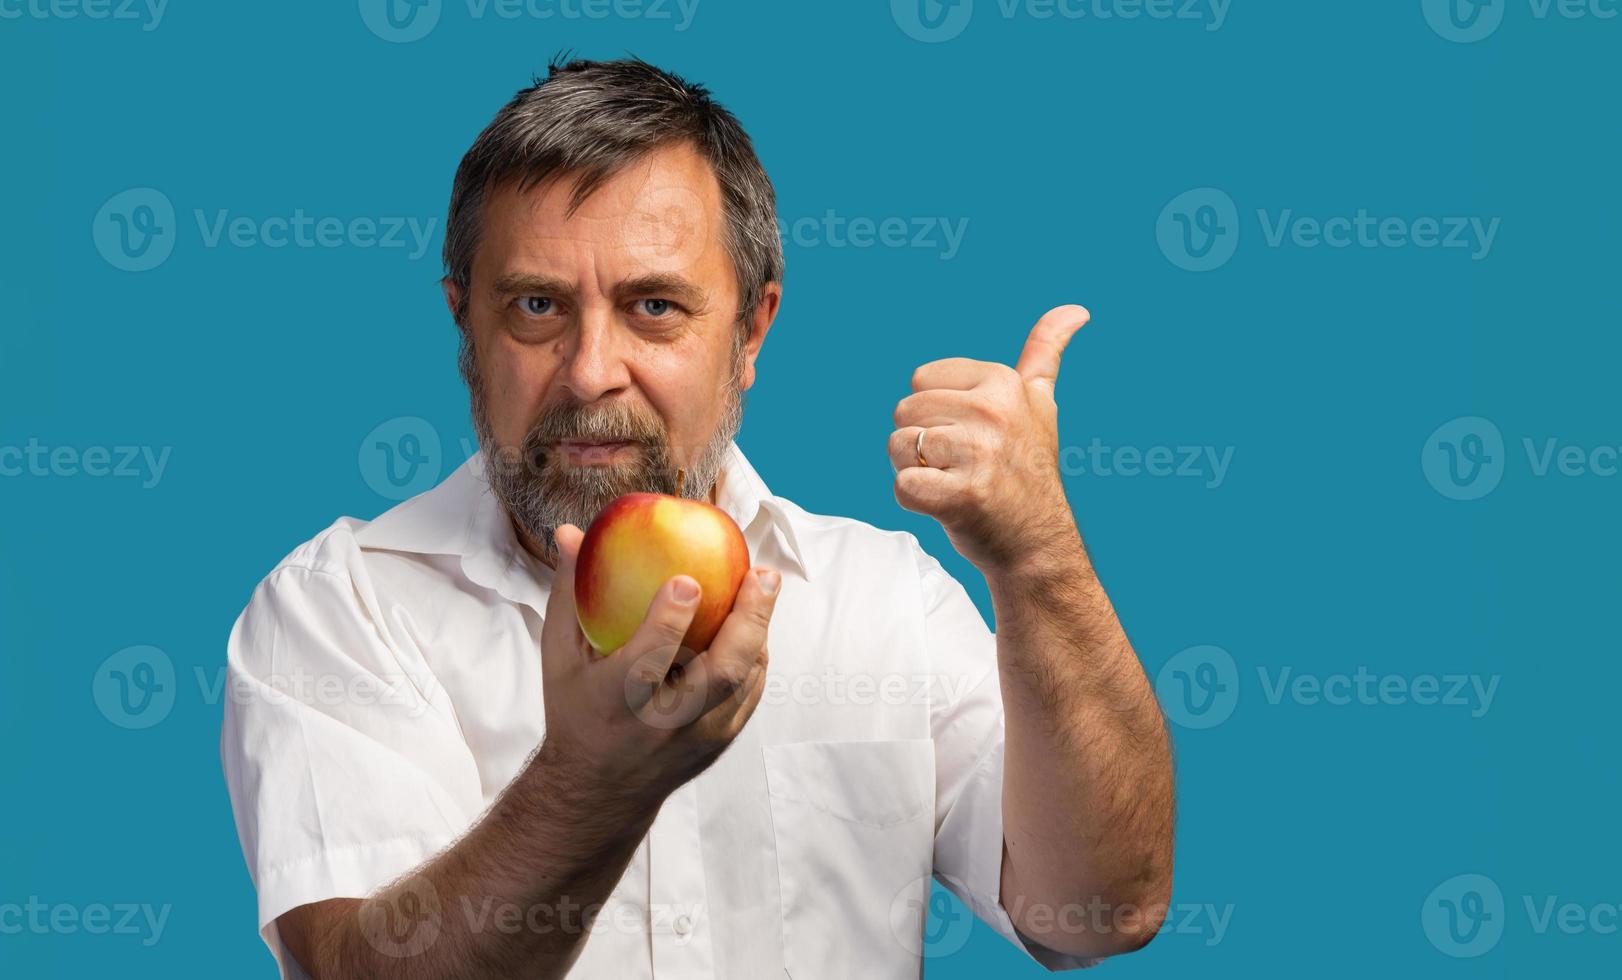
[460,334,745,563]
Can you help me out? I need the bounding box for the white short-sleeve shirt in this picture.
[220,441,1102,977]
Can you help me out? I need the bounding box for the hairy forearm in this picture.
[302,737,663,980]
[988,530,1175,955]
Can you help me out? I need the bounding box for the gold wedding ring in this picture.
[915,428,928,468]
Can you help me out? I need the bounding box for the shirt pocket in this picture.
[761,738,936,979]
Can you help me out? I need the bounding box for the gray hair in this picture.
[443,56,784,332]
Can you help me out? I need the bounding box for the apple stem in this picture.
[676,467,686,497]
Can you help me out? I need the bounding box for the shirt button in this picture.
[673,914,692,937]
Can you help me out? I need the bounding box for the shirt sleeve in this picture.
[912,534,1105,972]
[219,546,483,977]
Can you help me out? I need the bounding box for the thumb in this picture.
[542,524,586,663]
[1014,304,1090,395]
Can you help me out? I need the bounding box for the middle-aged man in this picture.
[221,57,1174,979]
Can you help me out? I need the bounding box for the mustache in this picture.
[523,401,666,460]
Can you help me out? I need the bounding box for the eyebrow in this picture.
[490,272,710,312]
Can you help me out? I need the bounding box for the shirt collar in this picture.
[353,439,812,611]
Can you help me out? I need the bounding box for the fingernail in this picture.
[755,568,781,596]
[673,577,700,603]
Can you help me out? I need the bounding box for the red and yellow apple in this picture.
[574,492,750,656]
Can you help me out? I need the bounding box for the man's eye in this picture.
[518,296,555,316]
[638,298,676,317]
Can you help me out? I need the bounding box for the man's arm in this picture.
[280,737,659,979]
[988,527,1174,958]
[276,523,781,979]
[891,304,1175,960]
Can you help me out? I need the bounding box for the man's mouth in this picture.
[557,439,639,465]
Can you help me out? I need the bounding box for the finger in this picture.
[702,638,769,716]
[894,464,968,517]
[697,652,770,739]
[888,424,970,472]
[616,575,703,711]
[894,387,979,429]
[695,566,780,700]
[911,357,999,393]
[542,524,588,668]
[1014,305,1090,395]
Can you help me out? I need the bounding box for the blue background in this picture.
[3,0,1618,975]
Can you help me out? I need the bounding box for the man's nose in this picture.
[560,309,632,403]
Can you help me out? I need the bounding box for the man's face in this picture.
[449,141,778,561]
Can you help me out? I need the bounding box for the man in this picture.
[221,57,1174,979]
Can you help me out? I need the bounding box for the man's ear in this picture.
[442,276,463,328]
[739,282,782,392]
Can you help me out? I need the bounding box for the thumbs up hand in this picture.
[889,305,1090,576]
